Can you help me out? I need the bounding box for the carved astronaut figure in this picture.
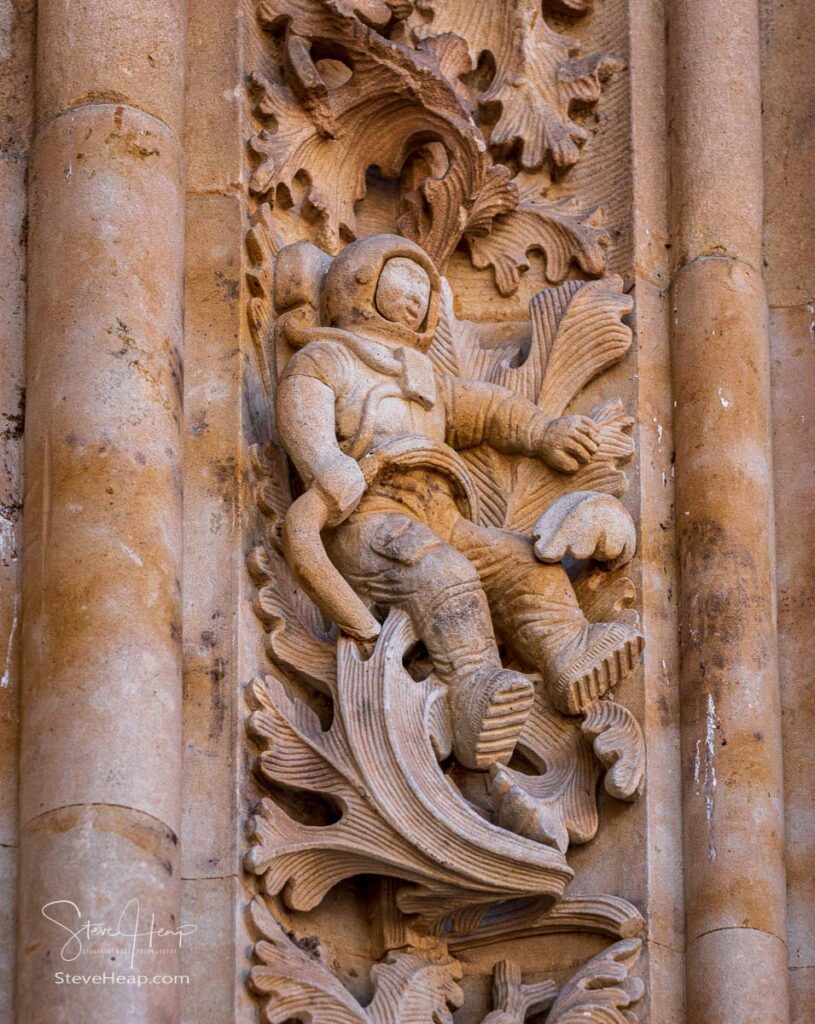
[276,234,642,770]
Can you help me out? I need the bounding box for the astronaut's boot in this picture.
[541,620,643,714]
[447,666,535,771]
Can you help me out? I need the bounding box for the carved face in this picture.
[374,257,432,335]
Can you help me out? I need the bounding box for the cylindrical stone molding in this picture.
[668,0,765,270]
[669,1,790,1022]
[17,3,187,1020]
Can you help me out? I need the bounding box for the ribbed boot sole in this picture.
[472,679,535,769]
[552,628,643,714]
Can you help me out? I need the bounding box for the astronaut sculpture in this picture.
[273,233,643,771]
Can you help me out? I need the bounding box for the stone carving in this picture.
[270,232,641,768]
[466,185,611,297]
[249,895,643,1024]
[247,0,618,291]
[484,941,644,1024]
[243,0,646,1019]
[248,897,464,1022]
[542,939,644,1023]
[489,691,644,852]
[245,612,574,933]
[403,1,622,171]
[481,960,558,1024]
[248,0,506,266]
[445,893,645,952]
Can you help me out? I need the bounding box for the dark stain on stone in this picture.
[214,270,240,302]
[285,929,320,958]
[208,655,228,741]
[1,386,25,440]
[188,409,208,436]
[109,318,134,357]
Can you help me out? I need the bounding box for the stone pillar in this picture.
[669,2,790,1022]
[17,3,187,1021]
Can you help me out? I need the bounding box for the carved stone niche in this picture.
[242,1,647,1020]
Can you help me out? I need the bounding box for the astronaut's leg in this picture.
[327,513,534,769]
[450,518,643,714]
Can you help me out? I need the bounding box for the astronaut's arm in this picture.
[439,375,600,474]
[276,373,366,525]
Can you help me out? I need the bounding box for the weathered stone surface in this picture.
[16,0,187,1007]
[761,0,815,306]
[672,258,787,946]
[17,805,182,1024]
[238,3,654,1018]
[185,0,244,193]
[770,304,815,1017]
[0,846,16,1024]
[684,928,789,1024]
[1,5,35,1021]
[669,0,765,270]
[4,0,812,1021]
[36,0,186,134]
[180,876,258,1024]
[21,103,184,830]
[181,191,246,879]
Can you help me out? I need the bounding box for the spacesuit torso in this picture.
[282,334,470,526]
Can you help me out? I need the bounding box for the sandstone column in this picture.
[17,2,187,1020]
[669,2,790,1022]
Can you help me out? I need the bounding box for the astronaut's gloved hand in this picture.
[312,453,367,526]
[540,415,600,474]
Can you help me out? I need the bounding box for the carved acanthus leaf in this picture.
[430,277,634,415]
[446,893,645,952]
[481,960,557,1024]
[544,939,644,1024]
[528,277,634,418]
[249,543,338,694]
[427,435,630,537]
[246,204,285,399]
[466,191,611,297]
[409,0,621,170]
[249,442,292,553]
[249,897,367,1023]
[249,442,340,692]
[581,700,645,802]
[367,952,464,1024]
[248,897,464,1023]
[249,0,499,265]
[430,277,635,537]
[488,687,644,855]
[489,695,602,853]
[498,413,633,536]
[480,940,643,1024]
[245,611,573,932]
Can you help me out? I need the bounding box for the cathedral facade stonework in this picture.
[0,1,813,1022]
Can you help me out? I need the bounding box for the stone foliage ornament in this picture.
[247,0,618,291]
[403,0,622,171]
[248,897,465,1022]
[243,0,647,1019]
[249,896,643,1024]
